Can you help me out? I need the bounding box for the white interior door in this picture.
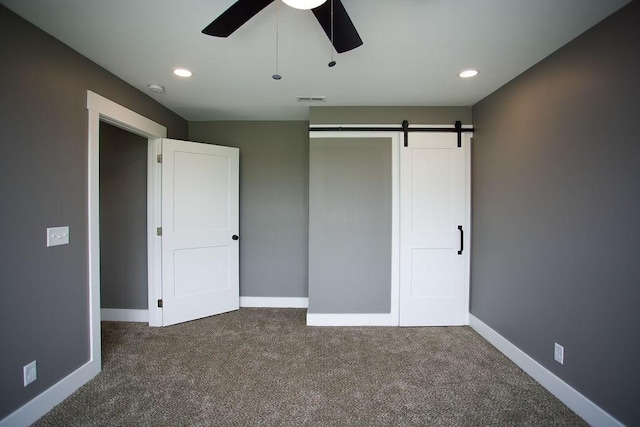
[399,132,469,326]
[160,138,239,326]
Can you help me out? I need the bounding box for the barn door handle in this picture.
[457,226,463,255]
[232,235,239,241]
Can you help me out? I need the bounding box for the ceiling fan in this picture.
[202,0,363,53]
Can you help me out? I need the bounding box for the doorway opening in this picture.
[99,122,149,321]
[87,90,166,375]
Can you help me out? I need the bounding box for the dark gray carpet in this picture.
[34,308,585,426]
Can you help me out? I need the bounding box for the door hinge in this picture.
[156,154,162,163]
[156,227,162,236]
[157,299,163,308]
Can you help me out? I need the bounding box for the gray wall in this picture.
[308,138,392,314]
[0,5,187,419]
[99,122,149,310]
[470,2,640,424]
[189,121,310,298]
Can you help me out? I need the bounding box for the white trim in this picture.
[390,132,401,325]
[469,314,622,427]
[310,124,402,129]
[462,133,472,324]
[307,313,397,326]
[87,91,166,138]
[100,309,149,322]
[147,139,163,326]
[87,107,101,377]
[239,297,309,308]
[0,361,94,427]
[309,130,399,138]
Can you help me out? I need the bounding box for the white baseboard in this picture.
[469,314,622,427]
[239,297,308,308]
[0,360,97,427]
[306,312,396,326]
[101,308,148,322]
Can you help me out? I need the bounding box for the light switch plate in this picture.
[23,360,37,386]
[47,226,69,247]
[554,342,564,364]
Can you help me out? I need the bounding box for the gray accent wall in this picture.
[0,6,187,420]
[470,2,640,424]
[99,122,149,310]
[188,121,310,298]
[308,138,392,314]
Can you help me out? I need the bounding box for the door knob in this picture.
[232,235,239,241]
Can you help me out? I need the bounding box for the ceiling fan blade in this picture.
[202,0,274,37]
[312,0,363,53]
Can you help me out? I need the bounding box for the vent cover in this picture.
[297,96,327,102]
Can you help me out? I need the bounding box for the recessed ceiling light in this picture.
[173,68,192,78]
[459,69,479,78]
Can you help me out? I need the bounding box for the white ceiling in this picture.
[1,0,630,121]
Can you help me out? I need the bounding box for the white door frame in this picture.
[87,91,166,374]
[147,139,162,326]
[307,130,400,326]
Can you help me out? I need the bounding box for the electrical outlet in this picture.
[23,360,37,386]
[554,343,564,365]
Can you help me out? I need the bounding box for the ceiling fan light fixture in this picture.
[282,0,327,10]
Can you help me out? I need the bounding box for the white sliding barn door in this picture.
[160,139,239,326]
[399,133,469,326]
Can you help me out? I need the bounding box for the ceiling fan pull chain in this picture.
[273,0,282,79]
[328,0,336,67]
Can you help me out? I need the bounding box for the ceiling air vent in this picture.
[297,96,327,102]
